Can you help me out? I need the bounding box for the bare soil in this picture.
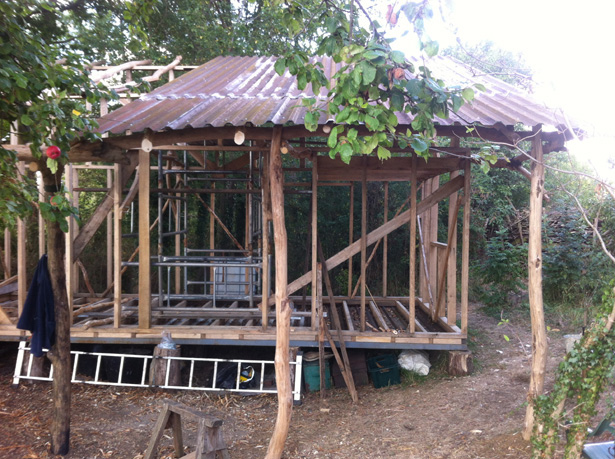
[0,303,611,459]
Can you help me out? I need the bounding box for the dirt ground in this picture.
[0,303,612,459]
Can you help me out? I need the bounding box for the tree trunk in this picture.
[523,129,547,440]
[265,127,292,459]
[41,164,72,455]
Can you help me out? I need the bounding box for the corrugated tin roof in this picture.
[96,55,574,136]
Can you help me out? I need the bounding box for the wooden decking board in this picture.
[0,294,466,349]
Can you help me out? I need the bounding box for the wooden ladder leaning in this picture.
[144,399,230,459]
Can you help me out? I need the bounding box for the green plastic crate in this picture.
[367,354,400,388]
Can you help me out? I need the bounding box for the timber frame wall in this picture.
[0,63,560,351]
[1,125,475,350]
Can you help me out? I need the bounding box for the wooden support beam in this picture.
[369,301,389,332]
[317,264,326,396]
[429,175,439,306]
[342,300,354,331]
[523,128,547,440]
[266,126,293,458]
[38,177,45,258]
[318,241,358,403]
[435,195,463,320]
[447,168,459,326]
[17,162,26,316]
[66,165,76,323]
[280,175,465,302]
[348,183,354,297]
[311,154,318,331]
[409,154,417,332]
[395,301,426,333]
[3,228,10,279]
[106,169,113,287]
[461,159,471,334]
[383,182,388,297]
[113,164,122,327]
[261,147,271,331]
[360,163,367,332]
[138,149,151,329]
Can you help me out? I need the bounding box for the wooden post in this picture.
[523,128,547,440]
[38,176,45,257]
[419,179,430,301]
[265,127,292,459]
[447,168,459,326]
[17,162,26,316]
[107,168,113,288]
[348,183,354,297]
[3,228,10,279]
[113,164,122,327]
[429,175,439,303]
[317,263,325,396]
[318,242,358,403]
[409,154,417,332]
[138,148,151,329]
[311,154,318,331]
[383,181,388,297]
[360,163,367,332]
[460,159,471,334]
[261,149,271,330]
[65,165,75,321]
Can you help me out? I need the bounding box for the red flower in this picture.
[46,145,61,160]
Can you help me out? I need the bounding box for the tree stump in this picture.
[150,345,181,387]
[448,350,473,376]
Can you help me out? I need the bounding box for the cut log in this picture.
[448,350,473,376]
[150,344,181,387]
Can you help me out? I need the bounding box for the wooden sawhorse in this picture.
[144,399,230,459]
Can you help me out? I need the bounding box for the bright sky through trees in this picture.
[380,0,615,179]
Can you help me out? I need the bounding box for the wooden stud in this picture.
[409,154,417,332]
[261,149,271,331]
[65,165,75,323]
[419,179,430,301]
[3,228,10,279]
[429,174,439,303]
[317,263,325,396]
[138,149,151,329]
[383,181,388,297]
[360,162,367,332]
[435,196,462,320]
[113,164,123,328]
[311,154,318,331]
[317,241,358,402]
[38,176,45,258]
[16,162,26,316]
[460,159,471,334]
[447,168,459,326]
[348,183,354,297]
[106,169,113,287]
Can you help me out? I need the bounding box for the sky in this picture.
[382,0,615,180]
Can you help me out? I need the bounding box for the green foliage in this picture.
[473,229,527,314]
[274,0,476,161]
[0,0,154,230]
[532,285,615,458]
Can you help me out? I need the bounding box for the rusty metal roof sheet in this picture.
[97,55,574,136]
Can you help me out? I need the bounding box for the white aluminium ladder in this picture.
[12,341,303,403]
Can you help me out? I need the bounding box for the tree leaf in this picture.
[274,58,287,76]
[423,40,439,57]
[390,50,405,64]
[462,87,475,102]
[20,114,33,126]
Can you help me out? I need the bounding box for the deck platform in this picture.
[0,293,465,350]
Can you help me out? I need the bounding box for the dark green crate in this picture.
[303,359,331,392]
[367,354,400,388]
